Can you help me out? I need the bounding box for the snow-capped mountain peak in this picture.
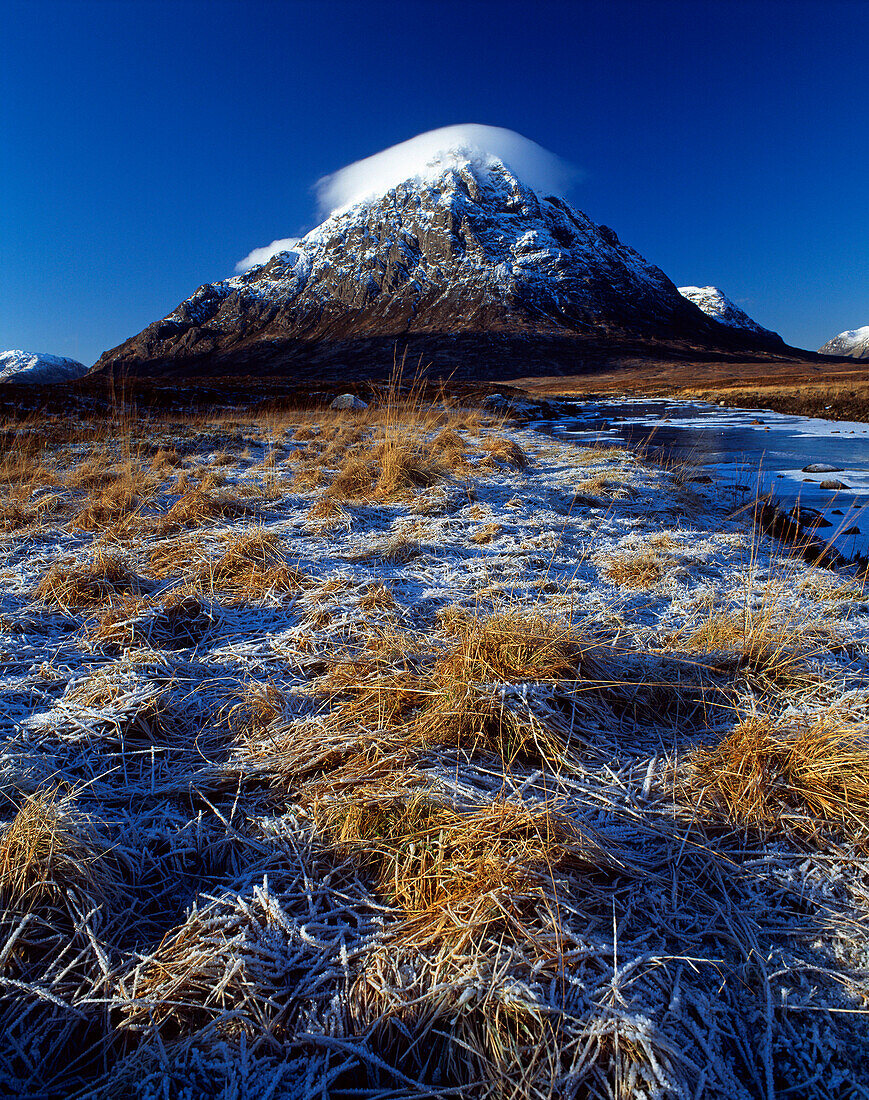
[677,286,781,342]
[0,349,89,384]
[818,325,869,359]
[93,155,785,382]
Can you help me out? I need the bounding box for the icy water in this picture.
[535,398,869,563]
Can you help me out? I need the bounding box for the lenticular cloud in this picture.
[316,124,576,217]
[235,237,300,274]
[235,124,577,273]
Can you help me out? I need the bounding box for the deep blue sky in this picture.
[2,0,867,364]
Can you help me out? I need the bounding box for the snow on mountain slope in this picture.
[677,286,782,342]
[818,326,869,359]
[0,349,89,384]
[93,135,788,381]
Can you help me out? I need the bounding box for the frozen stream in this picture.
[535,398,869,563]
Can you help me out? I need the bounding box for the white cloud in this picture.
[234,237,300,274]
[234,125,579,273]
[315,124,578,217]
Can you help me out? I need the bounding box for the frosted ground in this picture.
[1,401,868,1098]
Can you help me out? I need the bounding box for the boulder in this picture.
[802,463,842,473]
[330,394,368,410]
[820,479,849,490]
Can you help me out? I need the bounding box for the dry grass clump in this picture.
[430,427,466,454]
[471,521,502,544]
[347,531,420,566]
[69,481,142,532]
[0,787,97,908]
[574,445,628,465]
[675,599,832,685]
[358,581,399,612]
[329,437,443,501]
[157,488,244,533]
[602,546,670,589]
[197,530,309,599]
[798,572,864,602]
[315,787,597,948]
[412,684,570,767]
[86,593,158,647]
[687,714,869,836]
[481,436,529,469]
[229,680,287,738]
[148,535,205,579]
[436,609,593,683]
[35,552,143,611]
[0,491,66,531]
[575,473,631,499]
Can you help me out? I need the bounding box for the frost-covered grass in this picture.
[1,396,869,1097]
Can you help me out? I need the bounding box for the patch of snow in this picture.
[235,237,302,274]
[0,349,89,384]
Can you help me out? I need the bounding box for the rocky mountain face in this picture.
[819,326,869,359]
[92,161,794,382]
[677,286,783,345]
[0,350,89,384]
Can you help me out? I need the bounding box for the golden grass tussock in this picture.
[574,473,631,499]
[69,481,143,532]
[148,535,205,580]
[157,488,244,533]
[471,520,502,544]
[0,787,98,908]
[574,445,629,465]
[0,491,66,531]
[358,581,398,612]
[675,601,833,685]
[314,787,600,949]
[430,427,467,454]
[436,608,592,683]
[602,546,670,589]
[482,436,529,469]
[687,714,869,836]
[35,551,143,611]
[197,530,310,599]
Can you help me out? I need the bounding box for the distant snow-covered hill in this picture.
[818,326,869,359]
[0,350,89,384]
[677,286,782,343]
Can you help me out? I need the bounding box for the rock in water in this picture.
[91,155,790,383]
[820,479,849,490]
[818,326,869,359]
[0,349,89,384]
[802,463,842,473]
[330,394,368,410]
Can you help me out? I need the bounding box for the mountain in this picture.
[92,159,795,383]
[818,326,869,359]
[0,349,89,384]
[677,286,783,344]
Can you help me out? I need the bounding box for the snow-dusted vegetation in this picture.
[1,387,868,1097]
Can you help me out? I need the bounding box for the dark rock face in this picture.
[92,161,794,382]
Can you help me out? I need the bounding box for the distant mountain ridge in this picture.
[92,159,797,382]
[677,286,783,344]
[819,326,869,359]
[0,349,88,384]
